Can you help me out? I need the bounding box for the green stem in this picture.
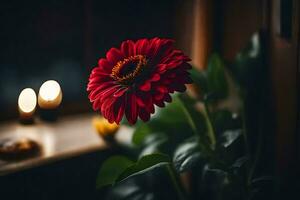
[178,98,198,136]
[178,97,211,154]
[166,164,187,200]
[203,101,216,150]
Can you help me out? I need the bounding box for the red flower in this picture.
[87,38,192,124]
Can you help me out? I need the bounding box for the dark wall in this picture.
[0,0,179,120]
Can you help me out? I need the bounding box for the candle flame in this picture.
[18,88,37,113]
[39,80,61,101]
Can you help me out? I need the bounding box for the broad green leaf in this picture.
[217,130,244,165]
[96,156,134,189]
[177,95,211,153]
[106,182,140,200]
[117,153,171,182]
[231,156,249,169]
[251,176,274,187]
[203,164,248,199]
[177,95,206,135]
[206,53,228,101]
[189,67,208,93]
[221,129,242,148]
[105,180,156,200]
[140,134,168,157]
[132,124,152,146]
[132,96,193,146]
[154,95,189,124]
[249,176,275,200]
[212,110,242,135]
[202,164,228,183]
[106,164,180,200]
[201,164,241,199]
[229,157,249,183]
[130,95,188,146]
[173,137,203,172]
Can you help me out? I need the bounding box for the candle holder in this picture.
[18,88,37,125]
[19,117,35,125]
[38,80,62,122]
[39,107,60,122]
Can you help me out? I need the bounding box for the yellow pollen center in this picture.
[111,55,147,84]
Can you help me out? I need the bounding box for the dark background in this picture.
[0,0,299,199]
[0,0,180,120]
[0,1,182,199]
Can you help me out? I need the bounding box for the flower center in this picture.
[111,55,147,85]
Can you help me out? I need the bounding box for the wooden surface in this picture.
[175,0,213,69]
[269,0,299,172]
[221,0,263,60]
[191,0,213,69]
[0,113,133,176]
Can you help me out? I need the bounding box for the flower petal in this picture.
[125,93,138,124]
[135,39,149,55]
[106,48,124,64]
[98,58,113,73]
[87,37,193,124]
[121,40,135,57]
[114,97,125,124]
[149,73,160,82]
[139,108,150,122]
[113,87,128,97]
[139,81,151,91]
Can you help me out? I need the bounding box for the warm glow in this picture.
[39,80,61,101]
[92,117,119,138]
[18,88,37,113]
[38,80,62,109]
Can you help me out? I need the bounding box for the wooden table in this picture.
[0,113,133,176]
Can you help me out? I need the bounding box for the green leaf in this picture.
[189,67,208,93]
[106,181,155,200]
[96,156,134,189]
[221,129,242,148]
[217,130,244,165]
[173,137,203,172]
[154,95,189,124]
[177,95,212,153]
[249,176,275,200]
[212,110,242,135]
[206,53,228,101]
[132,96,194,146]
[97,154,171,190]
[140,134,168,157]
[177,95,206,135]
[231,156,249,169]
[132,124,152,146]
[251,176,274,186]
[117,153,171,183]
[202,164,230,193]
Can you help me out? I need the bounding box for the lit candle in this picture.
[38,80,62,121]
[18,88,37,124]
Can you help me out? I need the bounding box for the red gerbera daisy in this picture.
[87,38,192,124]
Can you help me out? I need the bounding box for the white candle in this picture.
[38,80,62,109]
[18,88,37,120]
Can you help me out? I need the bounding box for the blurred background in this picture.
[0,0,299,199]
[0,0,186,120]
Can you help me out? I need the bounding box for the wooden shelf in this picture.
[0,113,133,176]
